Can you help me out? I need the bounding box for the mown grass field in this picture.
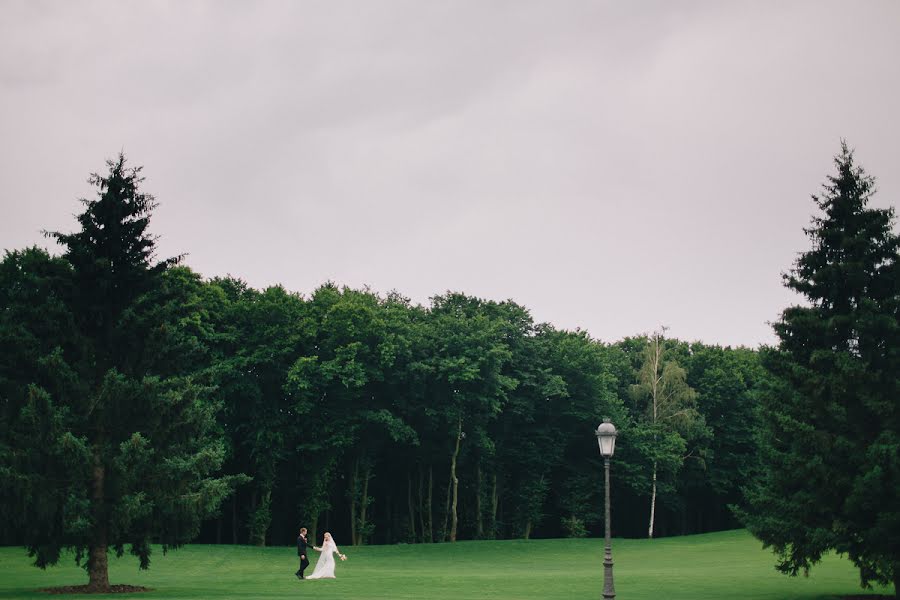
[0,529,892,600]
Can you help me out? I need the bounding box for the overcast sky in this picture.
[2,1,898,347]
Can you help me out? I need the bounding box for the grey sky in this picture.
[2,1,898,347]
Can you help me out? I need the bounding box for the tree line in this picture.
[1,143,897,595]
[191,281,765,548]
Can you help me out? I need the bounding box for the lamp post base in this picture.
[602,552,615,599]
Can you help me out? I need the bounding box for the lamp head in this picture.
[596,418,617,458]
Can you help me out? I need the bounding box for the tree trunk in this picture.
[357,463,371,546]
[892,565,899,600]
[490,473,498,539]
[232,494,238,544]
[442,475,452,541]
[648,331,662,541]
[349,458,359,546]
[384,492,392,545]
[417,465,426,543]
[498,495,504,539]
[249,487,270,546]
[261,489,272,546]
[407,471,417,542]
[449,416,462,542]
[88,540,109,592]
[524,520,532,540]
[648,460,657,539]
[87,450,109,592]
[426,465,434,543]
[247,488,259,545]
[475,463,483,539]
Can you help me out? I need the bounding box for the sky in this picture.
[1,1,898,348]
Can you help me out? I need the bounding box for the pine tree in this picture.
[740,142,900,597]
[1,155,241,591]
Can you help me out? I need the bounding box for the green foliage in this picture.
[560,516,588,538]
[739,142,900,594]
[205,278,310,545]
[626,330,707,538]
[1,153,809,585]
[0,156,242,589]
[680,345,765,533]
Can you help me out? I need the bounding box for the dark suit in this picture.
[296,534,310,578]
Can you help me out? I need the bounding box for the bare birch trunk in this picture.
[648,460,658,539]
[648,331,662,540]
[442,475,451,541]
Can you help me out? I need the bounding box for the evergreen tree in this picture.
[0,155,241,591]
[739,143,900,597]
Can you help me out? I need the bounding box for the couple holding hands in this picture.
[296,528,348,580]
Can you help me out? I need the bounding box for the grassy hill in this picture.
[0,529,892,599]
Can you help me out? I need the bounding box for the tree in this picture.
[0,156,241,591]
[0,247,77,546]
[541,329,624,539]
[209,281,309,546]
[422,294,515,542]
[629,328,705,539]
[285,285,417,546]
[680,344,763,533]
[739,143,900,598]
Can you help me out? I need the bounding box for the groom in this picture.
[296,527,310,580]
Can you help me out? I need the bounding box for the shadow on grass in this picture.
[39,585,152,594]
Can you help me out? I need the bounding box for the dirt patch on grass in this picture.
[40,585,152,594]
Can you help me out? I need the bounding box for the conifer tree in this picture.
[740,142,900,598]
[1,155,240,591]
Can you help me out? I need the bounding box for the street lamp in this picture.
[596,418,617,600]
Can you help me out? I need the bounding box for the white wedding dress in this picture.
[306,538,342,579]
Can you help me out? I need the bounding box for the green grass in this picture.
[0,530,893,599]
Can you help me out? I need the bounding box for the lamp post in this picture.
[596,418,617,600]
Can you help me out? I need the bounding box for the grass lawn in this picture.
[0,529,893,600]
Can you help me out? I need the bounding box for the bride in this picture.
[306,532,347,579]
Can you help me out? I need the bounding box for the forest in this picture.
[0,171,766,549]
[183,277,766,547]
[3,146,896,598]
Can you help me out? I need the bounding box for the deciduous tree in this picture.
[629,329,704,538]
